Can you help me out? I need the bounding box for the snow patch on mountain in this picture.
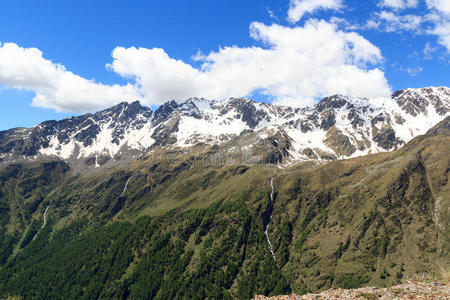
[0,86,449,166]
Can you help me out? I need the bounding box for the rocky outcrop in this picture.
[324,126,357,156]
[373,124,403,150]
[253,281,450,300]
[394,86,450,116]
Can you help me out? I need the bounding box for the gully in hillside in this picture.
[265,178,277,263]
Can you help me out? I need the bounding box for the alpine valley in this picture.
[0,87,449,299]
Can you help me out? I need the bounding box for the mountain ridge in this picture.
[0,86,449,169]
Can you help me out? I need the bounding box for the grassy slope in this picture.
[271,127,449,292]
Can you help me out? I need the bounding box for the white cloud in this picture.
[368,1,450,55]
[367,11,423,32]
[108,47,205,105]
[401,66,423,76]
[423,42,437,58]
[0,42,141,113]
[380,0,419,10]
[330,17,361,31]
[288,0,342,23]
[266,7,279,21]
[0,20,391,112]
[431,22,450,52]
[109,20,391,107]
[426,0,450,53]
[426,0,450,14]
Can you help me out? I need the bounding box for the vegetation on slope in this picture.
[0,118,448,299]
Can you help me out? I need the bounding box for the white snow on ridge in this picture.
[39,112,155,160]
[18,87,448,164]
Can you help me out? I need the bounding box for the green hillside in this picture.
[0,117,449,299]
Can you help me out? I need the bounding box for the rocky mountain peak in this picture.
[152,100,178,124]
[392,86,450,116]
[224,98,271,129]
[96,101,152,126]
[0,86,448,167]
[315,95,350,112]
[178,99,204,119]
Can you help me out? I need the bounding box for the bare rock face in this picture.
[316,95,349,112]
[151,115,180,147]
[373,124,403,150]
[324,126,356,156]
[0,87,449,167]
[394,86,450,116]
[319,111,336,130]
[302,148,318,160]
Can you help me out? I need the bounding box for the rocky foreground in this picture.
[253,281,449,300]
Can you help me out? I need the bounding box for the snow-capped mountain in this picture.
[0,86,449,167]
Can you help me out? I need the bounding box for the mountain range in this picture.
[0,86,449,299]
[1,86,449,169]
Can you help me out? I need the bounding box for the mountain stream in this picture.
[265,178,277,263]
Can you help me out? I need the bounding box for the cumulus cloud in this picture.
[108,20,391,107]
[0,20,391,112]
[380,0,419,10]
[0,42,141,113]
[426,0,450,53]
[288,0,342,23]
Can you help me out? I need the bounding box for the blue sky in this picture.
[0,0,449,130]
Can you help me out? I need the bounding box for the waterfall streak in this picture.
[264,178,277,263]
